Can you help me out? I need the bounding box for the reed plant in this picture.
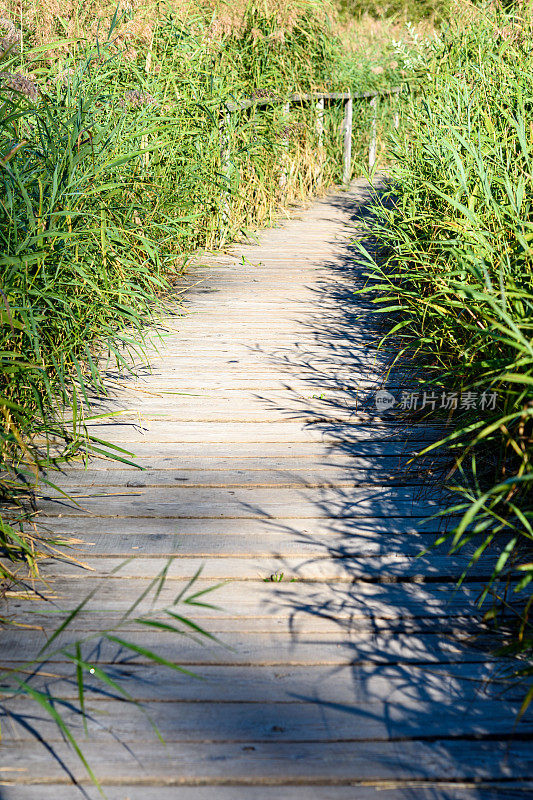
[356,1,533,707]
[0,561,221,792]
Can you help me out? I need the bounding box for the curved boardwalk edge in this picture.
[1,179,531,799]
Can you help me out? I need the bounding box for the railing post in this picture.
[315,96,325,181]
[219,107,231,235]
[279,100,290,189]
[369,95,378,171]
[342,93,352,186]
[316,96,324,151]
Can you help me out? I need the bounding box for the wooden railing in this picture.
[219,86,404,196]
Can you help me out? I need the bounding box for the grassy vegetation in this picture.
[357,1,533,705]
[0,561,221,793]
[338,0,451,25]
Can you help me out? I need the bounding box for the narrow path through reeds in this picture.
[1,178,531,799]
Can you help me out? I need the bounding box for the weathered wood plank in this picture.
[53,453,421,472]
[6,578,490,619]
[3,786,531,800]
[56,441,430,458]
[30,515,455,537]
[114,353,394,367]
[2,661,509,705]
[0,627,503,667]
[31,530,468,559]
[81,398,411,424]
[2,607,490,634]
[73,421,448,445]
[48,462,438,487]
[36,485,447,519]
[3,695,529,743]
[0,739,531,784]
[38,553,494,582]
[61,410,424,424]
[115,377,414,391]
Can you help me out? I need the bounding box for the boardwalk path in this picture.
[2,180,531,798]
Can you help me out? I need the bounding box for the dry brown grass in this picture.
[329,7,438,80]
[1,0,160,57]
[0,0,338,57]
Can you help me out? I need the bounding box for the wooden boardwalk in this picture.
[1,180,531,798]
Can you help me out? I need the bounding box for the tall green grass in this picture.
[357,4,533,705]
[0,561,220,793]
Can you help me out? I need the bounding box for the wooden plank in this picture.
[58,441,429,459]
[180,277,371,286]
[162,306,379,315]
[0,627,502,665]
[150,310,379,319]
[3,661,509,705]
[116,343,396,357]
[79,421,446,444]
[120,341,390,352]
[85,391,405,414]
[3,694,529,744]
[58,454,419,472]
[105,355,392,370]
[2,606,488,635]
[36,485,447,519]
[37,552,494,582]
[0,739,531,785]
[49,467,428,489]
[117,360,392,374]
[4,786,531,800]
[5,578,490,619]
[30,515,455,537]
[179,272,374,282]
[107,377,426,391]
[78,409,413,424]
[34,529,469,559]
[110,369,402,384]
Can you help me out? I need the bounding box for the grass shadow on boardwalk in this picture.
[219,183,533,791]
